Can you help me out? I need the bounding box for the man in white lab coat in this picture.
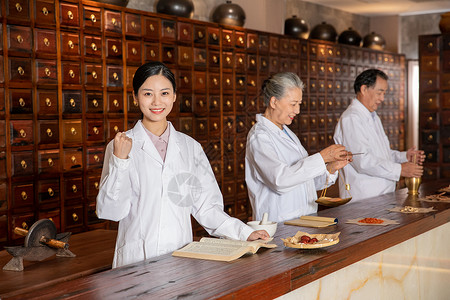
[334,69,424,201]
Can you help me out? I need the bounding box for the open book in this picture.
[172,237,277,262]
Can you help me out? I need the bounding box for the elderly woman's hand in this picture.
[247,230,270,241]
[319,144,348,163]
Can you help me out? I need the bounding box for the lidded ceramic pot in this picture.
[284,15,309,39]
[156,0,194,18]
[439,11,450,33]
[212,0,246,27]
[338,27,362,46]
[363,32,386,50]
[309,22,337,42]
[92,0,129,7]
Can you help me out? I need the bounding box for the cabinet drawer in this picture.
[36,59,58,84]
[125,13,141,36]
[86,120,105,142]
[84,35,102,57]
[420,74,439,92]
[12,151,34,176]
[64,177,83,200]
[38,149,60,174]
[107,119,124,140]
[83,7,101,31]
[34,29,56,55]
[179,94,192,113]
[208,50,220,69]
[179,117,193,135]
[419,36,440,54]
[0,152,5,179]
[194,71,206,92]
[105,10,122,33]
[178,46,193,66]
[12,183,34,209]
[424,149,438,163]
[37,179,60,205]
[259,56,269,74]
[0,121,5,148]
[8,0,30,20]
[178,22,192,42]
[223,117,235,136]
[144,17,160,39]
[208,73,220,93]
[7,25,32,53]
[442,111,450,126]
[194,118,208,139]
[421,55,439,72]
[60,3,79,27]
[107,38,122,59]
[193,95,207,115]
[127,93,140,114]
[145,43,160,61]
[0,59,3,84]
[38,120,59,144]
[9,89,32,114]
[223,95,233,113]
[235,53,246,72]
[194,25,206,44]
[61,32,80,56]
[9,58,32,82]
[209,117,221,136]
[65,205,84,228]
[62,91,82,114]
[87,174,101,198]
[223,73,234,91]
[222,51,233,69]
[62,62,81,84]
[62,120,82,144]
[86,92,103,114]
[222,181,236,199]
[10,120,33,146]
[162,45,176,65]
[87,146,105,169]
[443,92,450,109]
[0,182,7,211]
[161,19,176,40]
[236,75,246,92]
[107,66,123,87]
[126,66,138,87]
[441,73,450,90]
[107,92,123,113]
[12,214,35,239]
[85,64,102,86]
[208,27,220,46]
[235,31,245,48]
[127,41,141,62]
[193,48,206,67]
[222,30,234,48]
[35,1,56,26]
[421,130,439,145]
[209,95,220,113]
[63,148,83,171]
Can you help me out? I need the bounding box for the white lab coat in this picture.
[245,114,337,223]
[334,99,407,201]
[97,120,254,268]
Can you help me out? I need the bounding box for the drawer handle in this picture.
[132,21,137,29]
[212,100,218,107]
[94,154,100,162]
[225,34,231,42]
[68,40,74,49]
[93,127,99,134]
[166,26,173,34]
[240,163,244,170]
[19,98,26,107]
[199,123,205,130]
[428,79,433,85]
[133,99,138,107]
[239,79,244,86]
[45,97,52,106]
[46,128,53,137]
[112,45,118,53]
[427,153,433,159]
[42,7,49,16]
[71,127,77,135]
[48,158,54,166]
[45,68,51,77]
[226,79,231,85]
[250,38,255,45]
[227,122,232,129]
[114,126,119,132]
[167,51,172,58]
[227,186,232,193]
[428,116,433,122]
[427,60,433,66]
[183,53,189,60]
[427,169,433,176]
[149,23,155,31]
[226,56,231,64]
[112,18,117,26]
[44,38,50,47]
[213,56,218,63]
[214,166,219,173]
[16,3,23,12]
[92,99,98,107]
[227,207,232,214]
[427,134,433,141]
[18,66,25,75]
[239,100,244,107]
[227,143,232,151]
[68,10,74,20]
[91,70,97,79]
[212,33,218,40]
[90,14,97,23]
[183,28,188,36]
[283,43,289,49]
[69,69,75,78]
[213,144,219,150]
[251,100,255,106]
[239,121,244,127]
[239,37,244,44]
[95,182,99,190]
[238,57,243,64]
[262,60,267,67]
[72,184,78,193]
[21,191,28,200]
[185,99,191,107]
[72,213,79,222]
[113,99,119,107]
[113,73,119,81]
[213,122,218,130]
[21,160,27,169]
[70,98,76,107]
[91,43,97,51]
[213,78,218,86]
[198,78,204,84]
[183,76,189,84]
[250,58,256,66]
[132,47,137,55]
[22,222,28,230]
[20,129,26,138]
[198,31,203,38]
[184,123,190,131]
[48,188,54,197]
[199,100,204,107]
[226,100,231,107]
[150,49,156,57]
[311,136,316,142]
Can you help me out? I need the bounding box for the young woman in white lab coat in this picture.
[97,62,269,268]
[245,72,351,223]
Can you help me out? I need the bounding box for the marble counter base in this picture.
[277,222,450,300]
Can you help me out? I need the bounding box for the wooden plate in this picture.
[281,231,340,249]
[316,196,352,207]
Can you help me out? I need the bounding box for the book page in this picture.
[172,241,251,262]
[199,237,274,253]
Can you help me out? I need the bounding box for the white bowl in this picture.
[247,221,278,237]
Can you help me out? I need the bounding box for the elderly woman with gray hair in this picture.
[245,72,351,223]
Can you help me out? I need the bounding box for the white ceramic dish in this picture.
[247,221,278,237]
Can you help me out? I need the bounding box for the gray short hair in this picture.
[261,72,304,106]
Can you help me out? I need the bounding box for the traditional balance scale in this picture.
[316,169,352,207]
[3,219,76,271]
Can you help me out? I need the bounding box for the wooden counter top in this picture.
[0,229,117,298]
[2,180,450,300]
